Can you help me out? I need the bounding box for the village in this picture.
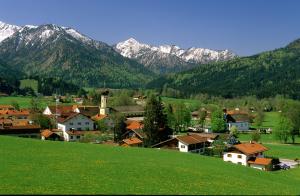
[1,90,298,172]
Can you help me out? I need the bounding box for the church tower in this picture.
[99,90,109,115]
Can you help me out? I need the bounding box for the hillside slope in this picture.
[0,136,299,195]
[147,38,300,99]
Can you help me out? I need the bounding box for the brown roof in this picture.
[188,133,219,140]
[41,130,54,138]
[177,134,207,145]
[0,105,14,110]
[122,137,143,145]
[76,106,99,117]
[48,105,74,114]
[0,109,30,116]
[126,121,144,130]
[92,114,107,121]
[248,157,272,166]
[234,142,268,155]
[151,137,178,148]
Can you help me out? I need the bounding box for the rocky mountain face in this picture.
[114,38,236,74]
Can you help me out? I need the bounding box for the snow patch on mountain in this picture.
[0,21,21,42]
[115,38,236,64]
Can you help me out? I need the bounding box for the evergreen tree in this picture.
[143,95,167,147]
[112,114,126,143]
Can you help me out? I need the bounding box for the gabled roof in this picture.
[41,130,55,138]
[76,106,99,117]
[151,137,178,148]
[188,133,219,140]
[57,112,91,123]
[122,137,143,145]
[47,105,74,114]
[0,109,30,116]
[0,105,14,110]
[177,134,207,145]
[122,129,146,139]
[248,157,272,166]
[234,142,268,155]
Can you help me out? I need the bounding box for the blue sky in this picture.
[1,0,300,56]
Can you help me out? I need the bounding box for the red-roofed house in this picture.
[223,141,271,170]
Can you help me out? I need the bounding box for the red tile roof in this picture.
[92,114,107,121]
[126,121,144,130]
[177,134,207,145]
[41,130,54,138]
[234,142,268,155]
[122,137,143,145]
[248,158,272,166]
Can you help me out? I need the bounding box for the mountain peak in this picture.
[0,21,21,42]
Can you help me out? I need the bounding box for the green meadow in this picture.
[0,136,300,195]
[0,96,73,109]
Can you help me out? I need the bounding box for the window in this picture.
[70,136,74,139]
[181,145,186,148]
[238,155,242,159]
[76,136,80,139]
[78,122,81,125]
[77,128,82,131]
[70,122,73,125]
[85,122,89,125]
[227,154,232,157]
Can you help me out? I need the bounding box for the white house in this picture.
[57,112,94,141]
[176,134,208,153]
[223,142,272,170]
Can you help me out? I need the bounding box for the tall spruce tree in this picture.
[112,113,126,143]
[143,95,167,147]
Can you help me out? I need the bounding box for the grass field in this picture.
[161,97,202,111]
[0,96,74,109]
[238,133,300,144]
[0,136,300,195]
[265,144,300,160]
[250,112,281,130]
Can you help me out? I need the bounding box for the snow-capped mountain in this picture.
[0,21,154,88]
[0,21,21,42]
[0,21,103,48]
[114,38,236,73]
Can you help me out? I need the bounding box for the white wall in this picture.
[223,152,248,166]
[58,114,94,132]
[178,141,188,152]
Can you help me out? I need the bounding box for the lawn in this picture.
[250,112,281,130]
[161,97,201,111]
[0,96,74,109]
[265,143,300,160]
[0,136,300,195]
[237,133,300,144]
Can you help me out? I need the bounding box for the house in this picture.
[73,105,100,118]
[122,121,146,144]
[43,105,74,116]
[0,109,30,120]
[56,112,95,140]
[177,134,209,153]
[223,141,271,170]
[41,129,63,141]
[151,137,179,150]
[224,109,250,131]
[0,119,41,138]
[120,137,143,147]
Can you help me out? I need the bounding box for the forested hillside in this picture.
[147,38,300,99]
